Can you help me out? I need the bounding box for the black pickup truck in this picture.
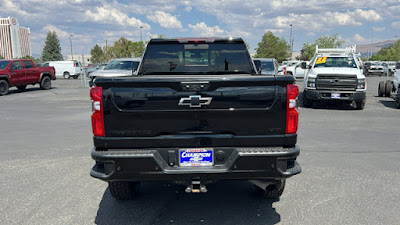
[90,38,301,200]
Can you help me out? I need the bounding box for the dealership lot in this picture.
[1,77,399,225]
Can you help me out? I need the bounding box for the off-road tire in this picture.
[385,81,393,97]
[63,72,71,79]
[40,76,51,90]
[355,100,365,110]
[397,89,400,109]
[378,81,385,97]
[17,85,27,91]
[302,92,313,108]
[108,181,140,200]
[0,80,9,96]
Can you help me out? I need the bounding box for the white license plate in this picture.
[179,148,213,167]
[331,93,341,99]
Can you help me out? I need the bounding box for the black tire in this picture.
[385,81,393,97]
[302,92,313,108]
[397,89,400,109]
[17,85,27,91]
[378,81,385,97]
[108,181,140,200]
[0,79,9,96]
[40,76,51,90]
[63,72,71,79]
[355,100,365,110]
[255,180,286,199]
[72,75,78,79]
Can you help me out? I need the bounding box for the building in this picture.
[0,17,31,59]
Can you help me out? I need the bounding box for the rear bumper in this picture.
[90,145,301,182]
[305,89,366,101]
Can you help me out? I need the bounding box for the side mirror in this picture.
[301,62,307,69]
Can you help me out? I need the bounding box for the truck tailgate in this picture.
[94,75,295,149]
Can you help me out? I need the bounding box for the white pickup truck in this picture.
[302,45,366,110]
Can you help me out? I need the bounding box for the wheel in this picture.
[63,72,71,79]
[255,180,286,199]
[355,100,365,110]
[108,181,140,200]
[385,81,393,97]
[0,79,9,96]
[17,85,27,91]
[302,92,313,108]
[40,76,51,90]
[72,75,78,79]
[397,91,400,109]
[378,81,385,97]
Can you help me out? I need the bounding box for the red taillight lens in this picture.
[286,84,299,134]
[90,87,105,136]
[283,67,287,75]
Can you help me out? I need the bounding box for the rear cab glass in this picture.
[138,41,256,75]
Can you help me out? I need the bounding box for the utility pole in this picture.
[289,24,293,60]
[105,39,108,62]
[140,26,143,57]
[69,34,74,60]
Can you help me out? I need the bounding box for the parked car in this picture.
[253,58,279,74]
[89,58,140,86]
[90,38,301,200]
[0,59,55,96]
[303,45,366,110]
[43,60,82,79]
[364,61,384,76]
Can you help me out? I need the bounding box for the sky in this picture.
[1,0,400,58]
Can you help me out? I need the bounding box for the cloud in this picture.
[188,22,225,36]
[147,11,183,29]
[85,6,150,29]
[354,9,382,22]
[353,34,366,43]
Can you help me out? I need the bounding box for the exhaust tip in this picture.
[266,184,277,191]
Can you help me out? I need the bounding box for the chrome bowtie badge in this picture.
[178,95,212,108]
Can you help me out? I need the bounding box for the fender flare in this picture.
[0,75,10,84]
[39,72,51,81]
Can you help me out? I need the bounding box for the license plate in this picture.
[331,93,341,99]
[179,148,213,167]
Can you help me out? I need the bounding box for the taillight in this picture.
[286,84,299,134]
[90,87,105,136]
[283,67,287,75]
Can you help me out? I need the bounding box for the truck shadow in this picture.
[379,100,398,109]
[298,93,355,110]
[95,180,281,225]
[7,86,58,95]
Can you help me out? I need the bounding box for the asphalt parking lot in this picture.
[1,76,399,225]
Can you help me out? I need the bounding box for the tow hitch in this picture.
[185,180,207,193]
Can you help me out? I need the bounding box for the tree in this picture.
[299,34,345,61]
[104,38,145,60]
[20,55,35,60]
[0,55,4,59]
[90,44,104,64]
[254,31,289,62]
[41,31,63,61]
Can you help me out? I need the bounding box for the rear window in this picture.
[139,43,256,75]
[261,61,275,73]
[23,60,33,68]
[105,60,135,70]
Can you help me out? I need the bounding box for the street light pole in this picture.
[140,26,143,57]
[289,24,293,60]
[69,34,74,60]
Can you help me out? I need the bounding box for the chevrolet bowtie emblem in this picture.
[178,95,212,108]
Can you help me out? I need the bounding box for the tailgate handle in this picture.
[180,82,210,91]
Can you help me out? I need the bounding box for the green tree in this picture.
[20,55,35,60]
[0,55,4,59]
[131,41,145,57]
[108,37,134,58]
[41,31,63,61]
[254,31,289,62]
[90,44,104,64]
[299,34,345,61]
